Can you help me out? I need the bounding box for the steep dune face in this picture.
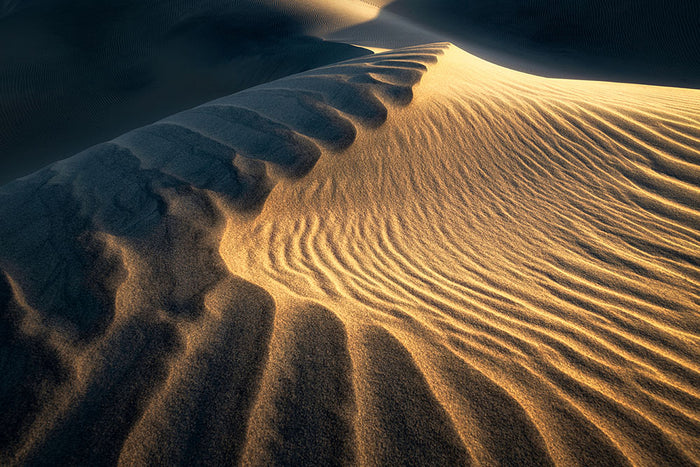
[1,43,699,465]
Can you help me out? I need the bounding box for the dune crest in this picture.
[1,42,699,465]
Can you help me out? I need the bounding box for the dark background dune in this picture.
[0,0,369,184]
[372,0,700,87]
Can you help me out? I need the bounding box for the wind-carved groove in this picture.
[162,105,322,178]
[118,277,277,466]
[0,273,69,464]
[356,326,472,466]
[217,89,358,151]
[241,303,358,466]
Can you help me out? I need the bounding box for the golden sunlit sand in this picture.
[0,9,699,466]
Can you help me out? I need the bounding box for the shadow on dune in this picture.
[359,326,471,465]
[0,273,68,457]
[243,303,357,466]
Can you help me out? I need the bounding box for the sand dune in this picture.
[1,38,698,465]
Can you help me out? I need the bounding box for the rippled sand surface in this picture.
[1,43,699,465]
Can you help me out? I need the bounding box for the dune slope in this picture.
[1,43,699,465]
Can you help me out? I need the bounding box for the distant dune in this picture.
[376,0,700,87]
[1,39,699,465]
